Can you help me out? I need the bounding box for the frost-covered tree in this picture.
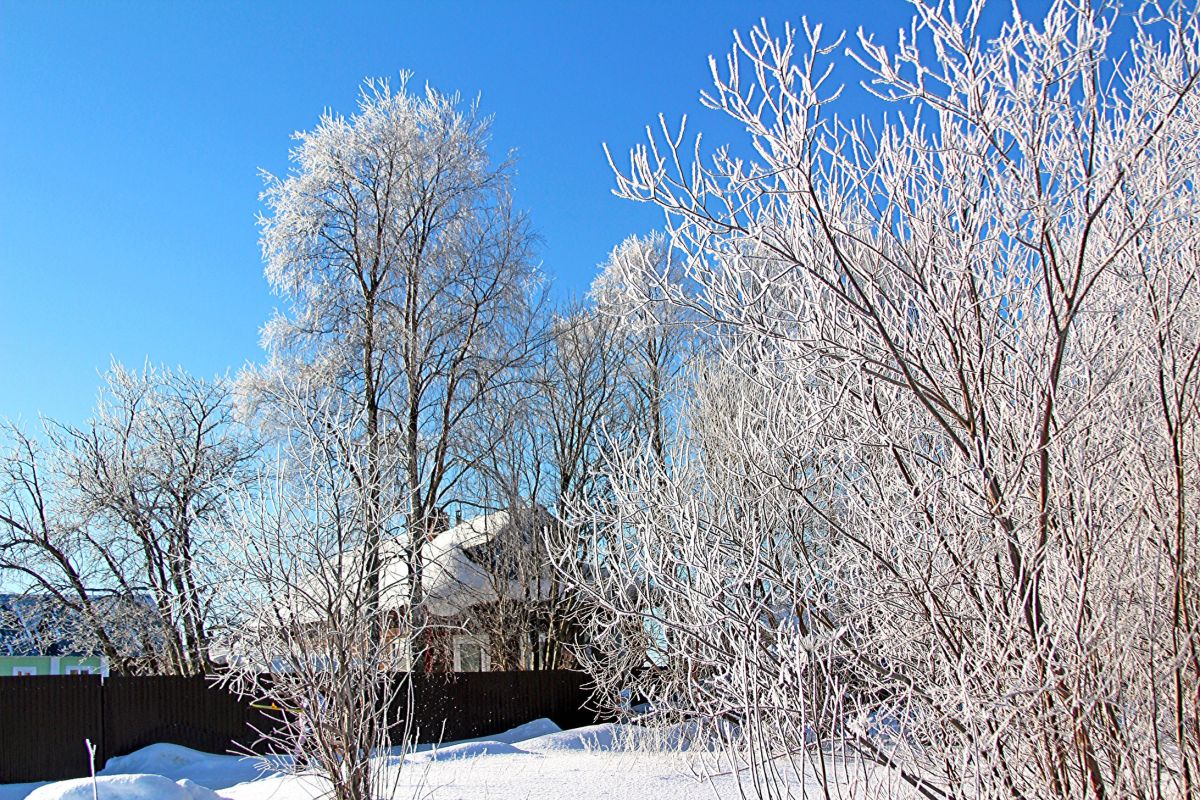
[464,301,631,669]
[591,232,693,464]
[537,302,630,511]
[566,2,1200,798]
[215,389,413,800]
[534,304,631,667]
[243,77,541,656]
[0,363,252,674]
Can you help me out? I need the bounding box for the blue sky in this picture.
[1,0,987,426]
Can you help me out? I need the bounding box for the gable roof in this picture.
[298,506,557,620]
[417,506,555,617]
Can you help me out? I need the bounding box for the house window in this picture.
[452,636,490,672]
[66,666,95,675]
[12,666,37,676]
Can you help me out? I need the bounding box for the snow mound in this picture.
[99,743,275,790]
[484,717,561,743]
[402,720,562,761]
[27,774,224,800]
[517,722,712,753]
[408,740,530,762]
[516,723,627,752]
[402,717,562,755]
[0,783,47,800]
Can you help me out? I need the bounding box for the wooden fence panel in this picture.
[400,671,595,745]
[0,671,595,784]
[0,676,102,781]
[102,675,277,763]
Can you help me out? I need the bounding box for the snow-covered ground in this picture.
[2,719,914,800]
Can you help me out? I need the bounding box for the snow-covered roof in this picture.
[317,506,556,619]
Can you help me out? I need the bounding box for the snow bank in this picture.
[516,721,716,753]
[213,774,330,800]
[475,716,561,744]
[7,717,765,800]
[516,723,613,752]
[407,739,529,761]
[402,716,561,755]
[99,743,276,790]
[0,783,47,800]
[222,744,844,800]
[26,774,223,800]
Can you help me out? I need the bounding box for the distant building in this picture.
[0,594,108,676]
[0,594,158,676]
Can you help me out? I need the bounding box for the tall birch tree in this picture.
[244,78,540,655]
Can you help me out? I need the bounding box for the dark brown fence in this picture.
[0,671,595,784]
[405,670,595,742]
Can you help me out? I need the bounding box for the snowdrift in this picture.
[8,717,745,800]
[27,774,222,800]
[99,743,277,790]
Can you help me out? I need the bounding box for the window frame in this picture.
[452,635,491,672]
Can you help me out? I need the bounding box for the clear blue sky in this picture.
[0,0,1023,427]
